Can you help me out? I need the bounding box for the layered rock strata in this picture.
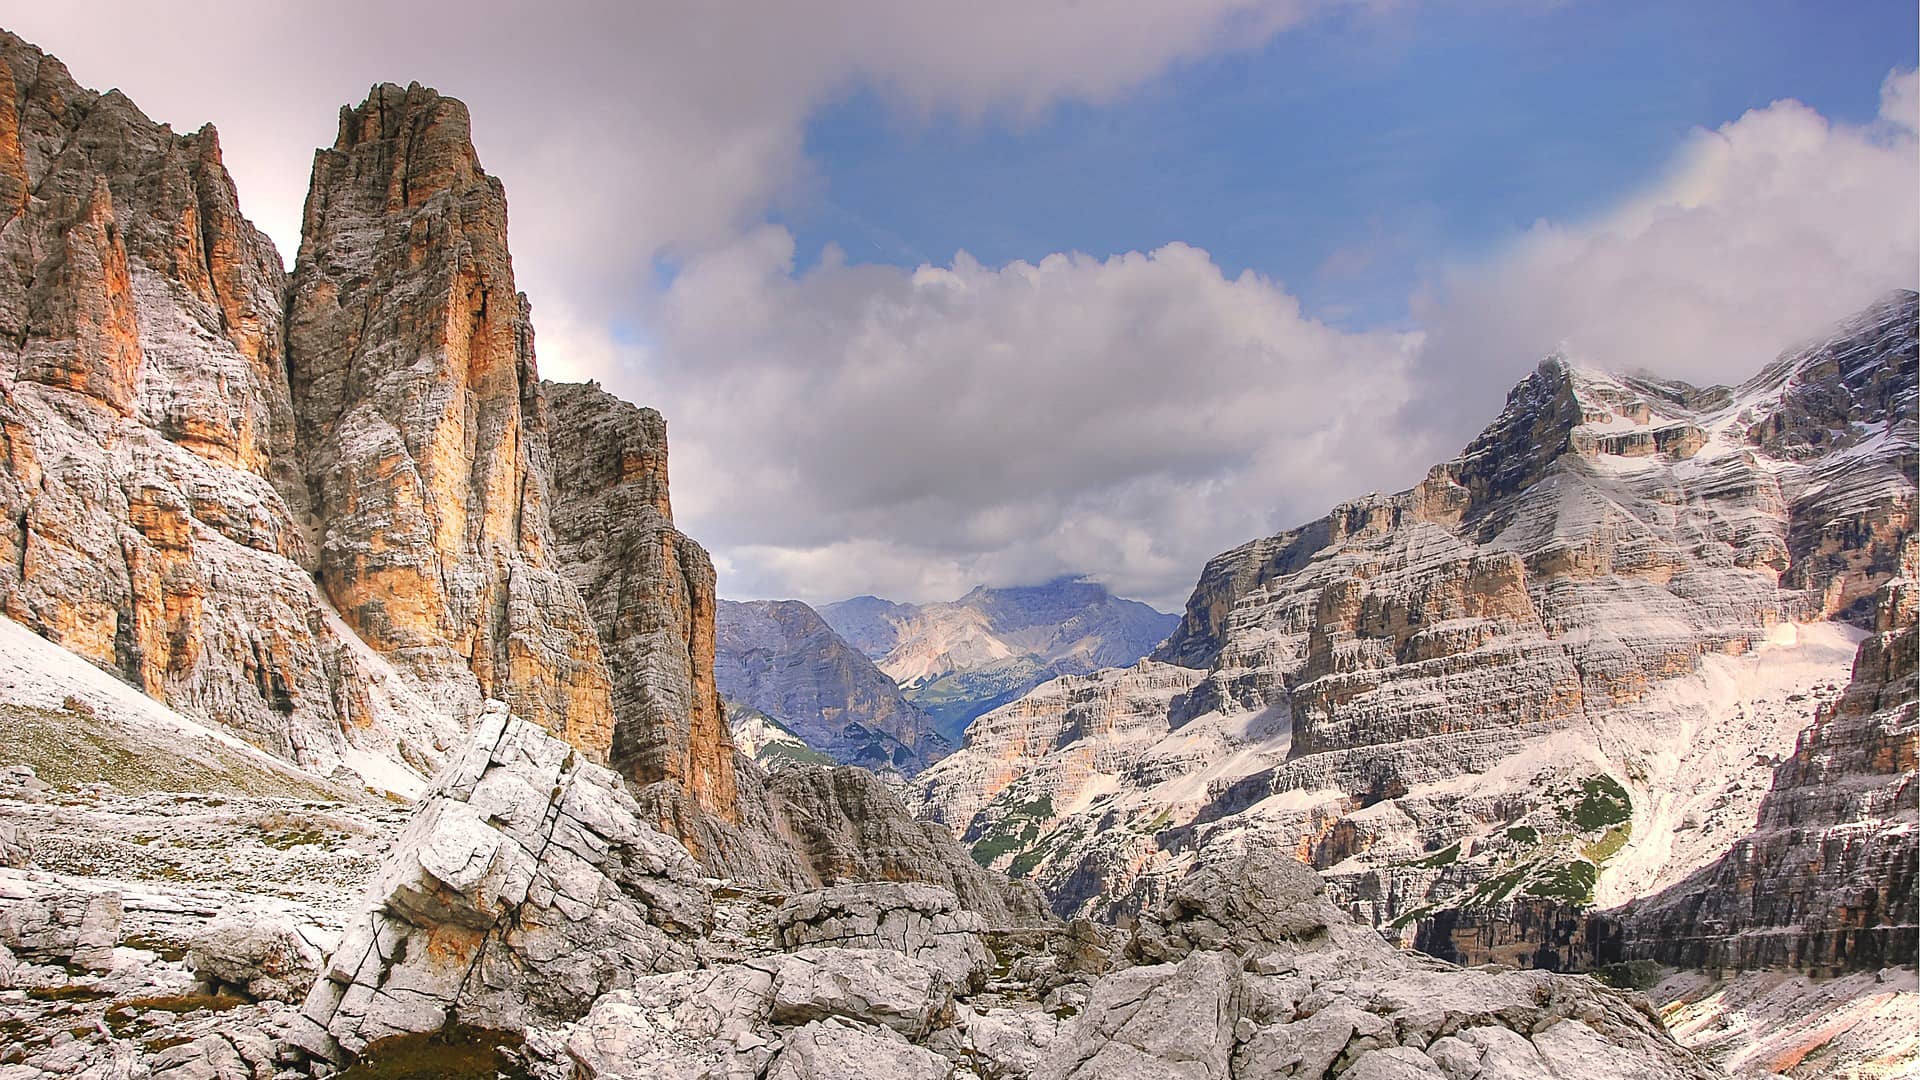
[914,293,1918,971]
[1623,554,1918,974]
[286,83,614,756]
[546,379,738,813]
[0,31,457,779]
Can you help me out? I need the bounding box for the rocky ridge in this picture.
[818,579,1178,744]
[913,292,1918,987]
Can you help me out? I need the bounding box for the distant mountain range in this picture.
[714,580,1177,773]
[822,579,1178,742]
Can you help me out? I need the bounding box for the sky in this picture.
[10,2,1919,610]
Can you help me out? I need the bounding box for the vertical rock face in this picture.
[717,598,949,774]
[0,31,454,778]
[286,84,613,757]
[544,380,738,816]
[919,292,1917,951]
[1625,548,1918,974]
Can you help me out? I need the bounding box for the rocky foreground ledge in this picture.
[2,711,1718,1080]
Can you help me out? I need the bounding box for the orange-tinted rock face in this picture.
[287,83,614,760]
[16,180,141,415]
[545,380,738,818]
[0,31,465,777]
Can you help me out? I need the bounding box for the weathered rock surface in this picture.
[546,379,739,814]
[287,82,615,756]
[0,30,452,784]
[775,882,994,992]
[718,597,948,773]
[767,764,1054,926]
[186,910,329,1003]
[915,293,1918,970]
[291,708,709,1060]
[1623,551,1918,974]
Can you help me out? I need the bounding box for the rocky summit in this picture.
[0,21,1912,1080]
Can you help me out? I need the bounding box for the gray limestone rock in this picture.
[292,709,709,1060]
[776,882,993,992]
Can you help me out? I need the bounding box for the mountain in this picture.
[819,578,1178,741]
[725,700,838,772]
[715,598,949,774]
[913,291,1917,984]
[0,28,1041,910]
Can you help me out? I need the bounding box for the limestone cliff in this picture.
[1623,547,1918,974]
[545,380,737,815]
[286,83,614,758]
[0,31,454,782]
[717,598,948,774]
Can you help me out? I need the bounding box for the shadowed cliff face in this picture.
[285,82,615,758]
[546,379,739,819]
[1624,547,1918,975]
[717,598,949,775]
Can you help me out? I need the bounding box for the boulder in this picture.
[292,711,711,1061]
[1129,845,1329,963]
[776,882,993,993]
[185,911,331,1003]
[766,1018,953,1080]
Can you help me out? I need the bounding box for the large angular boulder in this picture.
[1128,845,1330,964]
[291,708,711,1061]
[776,882,993,992]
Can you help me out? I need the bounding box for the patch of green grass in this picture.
[1570,775,1631,831]
[755,739,836,771]
[969,792,1055,868]
[1522,859,1598,904]
[1408,842,1461,869]
[1581,823,1632,865]
[1504,825,1538,845]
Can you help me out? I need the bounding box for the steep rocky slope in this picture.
[286,82,614,758]
[546,379,737,814]
[717,598,948,774]
[914,293,1917,983]
[1622,550,1916,974]
[0,32,455,785]
[819,579,1177,742]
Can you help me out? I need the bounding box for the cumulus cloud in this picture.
[1409,69,1920,437]
[625,235,1422,607]
[637,71,1917,608]
[6,0,1318,339]
[8,11,1914,610]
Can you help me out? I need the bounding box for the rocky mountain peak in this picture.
[286,80,617,757]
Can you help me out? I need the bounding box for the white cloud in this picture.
[639,72,1918,609]
[624,234,1422,608]
[5,0,1322,336]
[1410,71,1919,433]
[8,13,1913,611]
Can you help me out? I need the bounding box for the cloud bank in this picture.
[7,9,1915,609]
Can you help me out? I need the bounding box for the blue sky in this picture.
[14,2,1919,606]
[780,1,1918,329]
